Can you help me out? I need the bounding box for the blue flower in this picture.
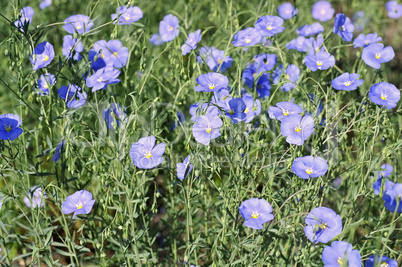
[232,27,261,47]
[352,11,369,32]
[242,94,261,123]
[277,2,298,20]
[103,104,126,130]
[373,177,395,195]
[255,15,285,37]
[62,190,95,219]
[383,183,402,213]
[377,164,393,178]
[365,255,398,267]
[14,6,34,29]
[304,51,335,71]
[130,136,165,169]
[86,67,121,92]
[242,63,258,88]
[24,186,47,208]
[226,98,247,124]
[255,74,271,99]
[181,29,202,55]
[192,113,223,145]
[195,73,229,92]
[269,102,303,121]
[63,14,93,34]
[52,140,65,162]
[362,43,395,69]
[31,41,55,70]
[304,207,342,244]
[204,47,233,73]
[58,84,87,108]
[331,73,363,91]
[322,241,361,267]
[272,64,300,92]
[253,54,277,74]
[189,103,220,122]
[177,154,194,180]
[386,1,402,19]
[159,14,180,42]
[39,0,52,9]
[111,5,143,25]
[369,82,400,109]
[312,1,334,22]
[280,114,314,146]
[292,156,328,179]
[62,35,83,61]
[88,40,108,71]
[239,198,274,229]
[333,14,354,42]
[297,23,324,37]
[353,33,382,48]
[150,33,164,46]
[286,36,313,52]
[37,73,56,95]
[0,114,23,141]
[102,40,130,68]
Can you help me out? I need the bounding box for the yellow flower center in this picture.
[320,223,327,229]
[43,55,49,61]
[76,202,83,209]
[5,126,12,132]
[245,38,251,43]
[380,262,389,267]
[218,58,223,64]
[229,110,235,115]
[283,111,289,116]
[209,83,215,90]
[124,16,130,21]
[344,81,351,86]
[97,77,103,82]
[44,84,49,89]
[145,152,152,159]
[320,9,326,15]
[76,24,82,30]
[113,52,118,57]
[295,126,301,132]
[206,127,212,133]
[101,53,105,58]
[364,41,370,45]
[337,258,344,265]
[316,61,323,66]
[251,212,259,219]
[381,94,387,100]
[267,26,272,30]
[285,74,290,79]
[375,53,381,59]
[168,26,173,31]
[306,168,313,175]
[244,107,249,113]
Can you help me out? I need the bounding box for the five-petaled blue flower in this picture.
[362,43,395,69]
[203,47,233,73]
[368,82,400,109]
[63,14,93,34]
[312,1,334,22]
[130,136,165,169]
[272,64,300,92]
[277,2,298,20]
[386,1,402,19]
[111,5,143,25]
[383,183,402,213]
[195,72,229,92]
[37,73,56,95]
[31,41,55,70]
[333,14,354,42]
[86,67,121,92]
[280,114,314,145]
[353,33,382,48]
[226,98,247,124]
[14,6,34,30]
[269,102,303,121]
[286,36,314,52]
[62,190,95,219]
[255,15,285,37]
[304,51,335,71]
[365,255,398,267]
[103,104,126,130]
[292,156,328,179]
[52,140,65,162]
[331,73,364,91]
[232,27,261,47]
[297,23,324,37]
[255,73,271,99]
[102,40,130,68]
[159,14,180,42]
[253,54,277,74]
[0,114,23,141]
[62,35,83,61]
[181,29,202,56]
[242,94,261,123]
[239,198,274,230]
[192,113,223,145]
[177,154,194,180]
[304,207,342,244]
[58,84,87,108]
[150,33,164,46]
[322,241,361,267]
